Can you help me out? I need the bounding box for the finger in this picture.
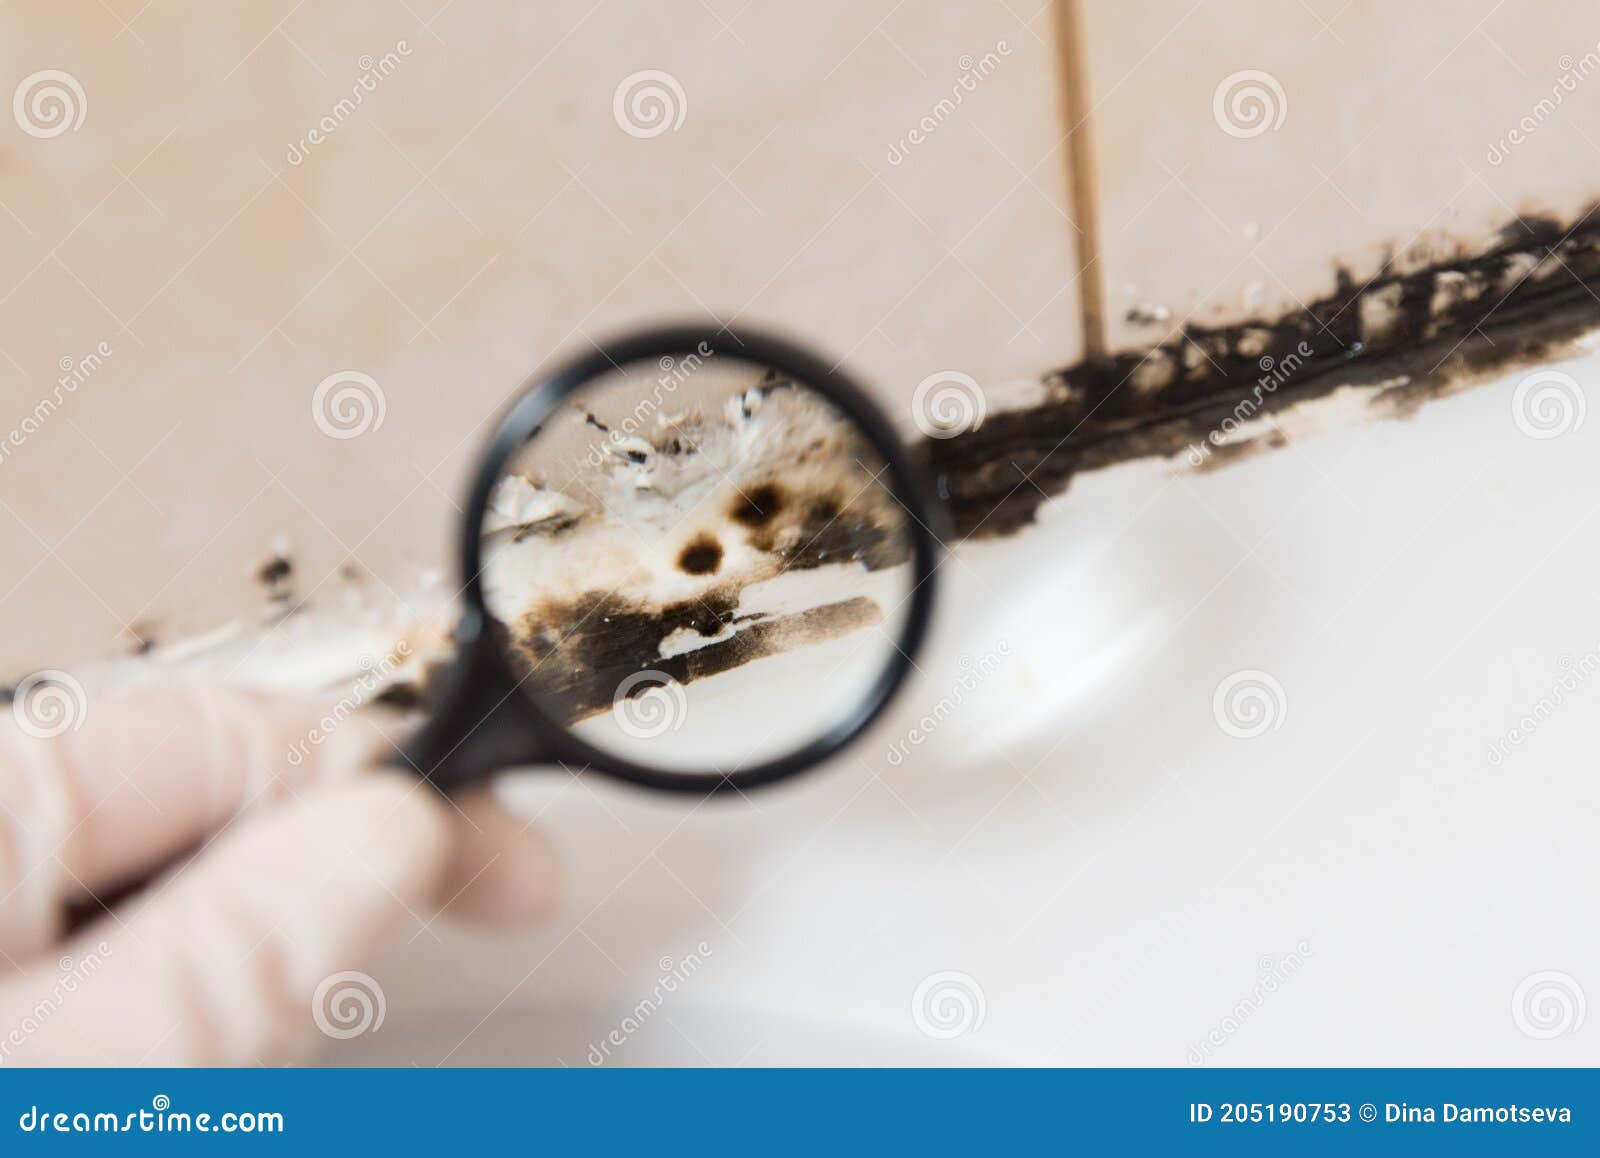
[0,680,387,955]
[0,772,452,1066]
[439,788,563,924]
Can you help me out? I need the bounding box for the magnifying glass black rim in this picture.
[455,322,943,795]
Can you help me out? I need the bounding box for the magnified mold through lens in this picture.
[477,344,917,775]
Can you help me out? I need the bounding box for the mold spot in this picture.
[808,495,841,523]
[373,682,425,710]
[677,534,724,575]
[731,483,784,528]
[257,552,294,603]
[257,554,291,586]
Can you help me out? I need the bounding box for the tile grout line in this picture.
[1056,0,1108,361]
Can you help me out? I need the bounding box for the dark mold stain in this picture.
[739,487,904,572]
[502,587,882,724]
[257,553,292,591]
[258,556,291,585]
[927,204,1600,538]
[517,587,740,674]
[372,681,426,711]
[730,482,784,528]
[677,534,724,575]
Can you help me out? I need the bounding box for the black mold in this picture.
[808,496,840,523]
[504,589,881,723]
[677,534,724,575]
[372,681,426,710]
[926,204,1600,538]
[730,482,784,528]
[257,553,292,589]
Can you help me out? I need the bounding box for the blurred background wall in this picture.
[4,0,1598,673]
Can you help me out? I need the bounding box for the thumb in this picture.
[0,772,452,1066]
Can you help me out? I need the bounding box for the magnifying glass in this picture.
[399,325,944,796]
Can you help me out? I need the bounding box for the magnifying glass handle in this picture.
[391,649,549,794]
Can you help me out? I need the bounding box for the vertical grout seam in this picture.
[1056,0,1108,361]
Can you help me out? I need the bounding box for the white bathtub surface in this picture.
[331,351,1600,1066]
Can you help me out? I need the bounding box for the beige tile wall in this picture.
[0,2,1080,672]
[6,1,1600,676]
[1075,0,1600,352]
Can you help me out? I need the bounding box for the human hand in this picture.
[0,680,561,1065]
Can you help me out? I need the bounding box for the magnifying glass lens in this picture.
[477,346,916,780]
